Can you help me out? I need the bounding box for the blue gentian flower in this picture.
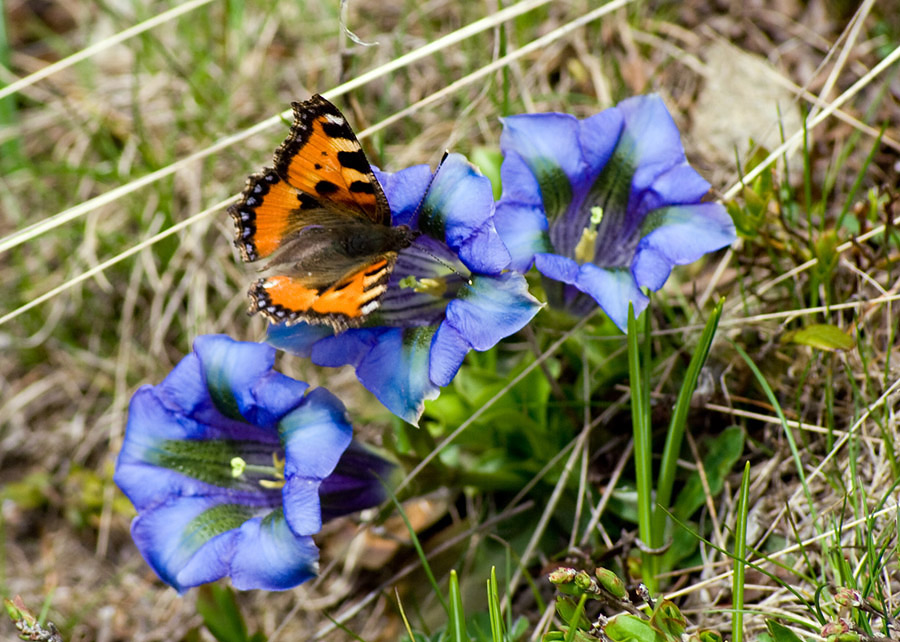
[266,153,542,425]
[114,334,394,592]
[494,94,736,331]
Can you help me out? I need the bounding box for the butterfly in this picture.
[229,94,418,332]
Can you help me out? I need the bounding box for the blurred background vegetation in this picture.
[2,0,900,640]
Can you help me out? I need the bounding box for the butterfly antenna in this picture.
[409,150,449,216]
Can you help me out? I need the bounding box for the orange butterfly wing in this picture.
[229,95,390,262]
[273,95,390,225]
[250,257,395,330]
[228,95,412,331]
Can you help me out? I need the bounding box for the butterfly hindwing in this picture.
[249,256,397,330]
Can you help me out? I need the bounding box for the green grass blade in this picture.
[654,298,724,536]
[384,483,448,613]
[323,612,369,642]
[627,304,656,591]
[447,570,466,642]
[487,567,504,642]
[395,588,419,642]
[730,340,818,527]
[665,509,819,620]
[835,124,885,230]
[563,593,589,642]
[733,461,751,642]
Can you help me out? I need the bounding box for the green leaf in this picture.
[554,597,591,630]
[471,147,503,200]
[765,620,806,642]
[627,305,656,591]
[649,600,686,638]
[781,324,855,351]
[563,594,589,642]
[487,567,504,642]
[603,614,666,642]
[447,570,466,642]
[544,631,595,642]
[733,462,751,642]
[812,231,840,284]
[655,299,724,549]
[196,585,257,642]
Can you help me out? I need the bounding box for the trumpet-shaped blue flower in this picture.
[494,94,736,331]
[114,334,394,592]
[266,153,542,425]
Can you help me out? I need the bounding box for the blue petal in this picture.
[534,253,648,331]
[280,388,352,479]
[633,203,735,290]
[430,322,471,387]
[193,335,309,427]
[302,327,439,425]
[229,510,319,591]
[499,113,586,218]
[575,263,649,331]
[577,108,624,176]
[319,442,395,521]
[498,149,544,207]
[282,476,326,537]
[532,252,579,284]
[130,496,253,592]
[420,154,510,274]
[308,327,392,367]
[280,387,352,535]
[132,499,318,592]
[150,347,209,418]
[114,387,280,511]
[444,272,542,351]
[265,322,335,358]
[493,197,550,273]
[357,327,440,425]
[615,95,711,218]
[634,163,711,215]
[374,164,433,227]
[618,95,690,184]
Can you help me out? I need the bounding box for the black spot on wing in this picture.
[315,180,339,195]
[322,119,355,140]
[364,263,387,277]
[337,149,370,174]
[297,192,320,210]
[349,180,375,194]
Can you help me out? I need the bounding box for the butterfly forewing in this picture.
[229,169,321,262]
[273,95,390,226]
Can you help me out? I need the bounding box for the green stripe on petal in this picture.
[203,350,245,421]
[586,147,635,217]
[149,439,276,490]
[531,156,573,221]
[181,503,256,553]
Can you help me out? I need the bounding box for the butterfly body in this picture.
[229,95,415,331]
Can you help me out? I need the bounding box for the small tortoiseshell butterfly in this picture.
[229,94,417,331]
